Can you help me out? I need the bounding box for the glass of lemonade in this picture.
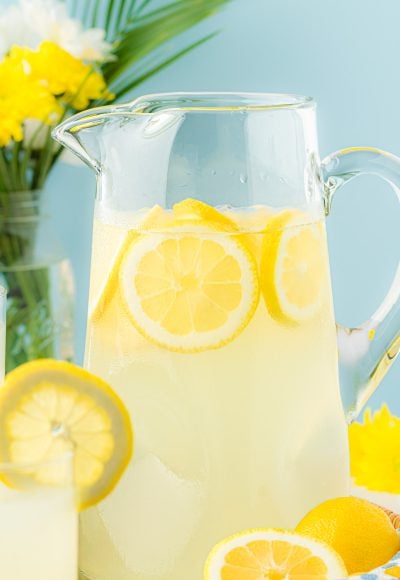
[0,452,77,580]
[53,93,400,580]
[0,290,78,579]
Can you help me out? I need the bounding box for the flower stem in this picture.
[0,188,56,371]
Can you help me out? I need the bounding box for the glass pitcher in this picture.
[53,93,400,580]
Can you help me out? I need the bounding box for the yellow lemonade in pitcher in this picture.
[80,200,349,580]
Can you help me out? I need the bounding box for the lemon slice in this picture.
[0,359,133,510]
[90,206,172,321]
[119,225,259,352]
[173,199,239,231]
[260,210,326,324]
[204,528,348,579]
[90,202,241,322]
[227,205,272,234]
[227,205,272,262]
[89,222,133,322]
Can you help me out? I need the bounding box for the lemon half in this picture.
[204,528,347,579]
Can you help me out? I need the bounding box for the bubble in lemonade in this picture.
[81,200,349,580]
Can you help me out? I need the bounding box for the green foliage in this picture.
[67,0,231,101]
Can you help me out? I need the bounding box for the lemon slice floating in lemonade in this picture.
[90,200,241,322]
[0,359,133,510]
[204,528,347,579]
[91,200,260,352]
[261,209,326,324]
[173,198,240,231]
[119,204,259,352]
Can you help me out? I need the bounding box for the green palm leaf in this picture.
[98,33,216,104]
[66,0,231,102]
[105,0,228,78]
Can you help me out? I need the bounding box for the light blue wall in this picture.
[2,0,400,414]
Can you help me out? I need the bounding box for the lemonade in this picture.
[0,482,77,580]
[80,201,349,580]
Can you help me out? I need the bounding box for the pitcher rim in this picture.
[52,91,315,140]
[129,92,315,112]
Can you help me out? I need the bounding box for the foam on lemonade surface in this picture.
[80,201,349,580]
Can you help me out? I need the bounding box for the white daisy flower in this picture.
[0,0,113,62]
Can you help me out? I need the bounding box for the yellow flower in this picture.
[0,41,112,147]
[0,105,24,146]
[10,42,113,109]
[0,52,61,146]
[349,404,400,493]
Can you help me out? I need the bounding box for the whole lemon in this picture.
[296,496,400,575]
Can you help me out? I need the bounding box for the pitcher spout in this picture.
[52,105,132,172]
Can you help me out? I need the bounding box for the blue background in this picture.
[2,0,400,414]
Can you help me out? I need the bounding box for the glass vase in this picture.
[0,190,74,372]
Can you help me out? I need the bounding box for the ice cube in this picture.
[99,454,203,576]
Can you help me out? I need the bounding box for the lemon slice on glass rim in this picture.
[261,209,326,324]
[0,359,133,510]
[204,528,347,579]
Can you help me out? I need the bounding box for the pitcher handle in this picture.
[321,147,400,423]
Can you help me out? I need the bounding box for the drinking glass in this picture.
[0,452,78,580]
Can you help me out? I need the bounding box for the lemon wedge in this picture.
[260,210,326,324]
[0,359,133,510]
[204,528,347,579]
